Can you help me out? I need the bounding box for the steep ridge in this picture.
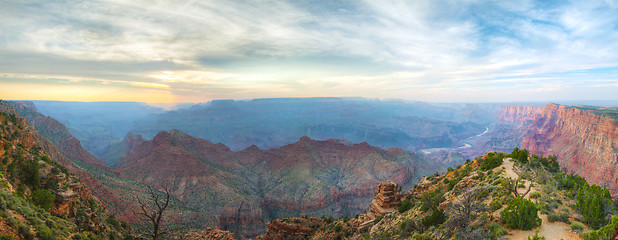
[4,102,146,222]
[117,130,443,238]
[10,102,107,167]
[0,100,129,238]
[521,103,618,192]
[32,101,165,158]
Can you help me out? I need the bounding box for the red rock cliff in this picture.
[521,103,618,192]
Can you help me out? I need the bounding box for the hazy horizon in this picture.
[2,1,618,103]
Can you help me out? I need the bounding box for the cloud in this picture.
[1,0,618,102]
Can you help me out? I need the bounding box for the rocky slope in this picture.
[0,100,129,239]
[6,102,146,222]
[31,101,165,159]
[115,129,443,238]
[521,103,618,192]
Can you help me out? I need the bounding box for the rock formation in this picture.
[260,217,324,240]
[368,180,401,218]
[183,228,237,240]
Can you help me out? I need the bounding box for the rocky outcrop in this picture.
[368,180,401,218]
[521,103,618,192]
[183,228,237,240]
[260,217,324,240]
[56,189,77,204]
[0,100,126,236]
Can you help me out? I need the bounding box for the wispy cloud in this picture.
[1,0,617,102]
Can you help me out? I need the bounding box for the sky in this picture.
[1,0,618,103]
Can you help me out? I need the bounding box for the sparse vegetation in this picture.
[398,199,412,213]
[570,222,584,232]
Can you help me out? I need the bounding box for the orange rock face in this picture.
[521,103,618,192]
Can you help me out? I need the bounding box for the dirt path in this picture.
[501,158,518,179]
[508,214,582,240]
[498,158,583,240]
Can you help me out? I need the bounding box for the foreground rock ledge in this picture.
[183,227,237,240]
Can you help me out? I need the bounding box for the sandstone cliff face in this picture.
[521,103,618,192]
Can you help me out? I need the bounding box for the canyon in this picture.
[5,99,618,238]
[7,100,445,238]
[115,130,443,238]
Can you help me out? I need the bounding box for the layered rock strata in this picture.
[521,103,618,192]
[368,180,401,218]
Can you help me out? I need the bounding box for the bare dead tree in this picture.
[445,188,488,238]
[134,185,171,240]
[502,176,532,198]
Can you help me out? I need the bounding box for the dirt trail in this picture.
[508,214,582,240]
[499,158,583,240]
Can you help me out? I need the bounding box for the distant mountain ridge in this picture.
[26,98,495,165]
[115,129,444,238]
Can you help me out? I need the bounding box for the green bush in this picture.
[547,212,570,223]
[581,216,618,240]
[36,226,55,240]
[0,234,14,240]
[576,184,612,229]
[31,189,55,211]
[489,197,503,212]
[20,159,39,188]
[570,222,584,232]
[501,197,541,230]
[398,199,412,213]
[529,192,541,200]
[481,156,503,171]
[421,208,445,228]
[527,229,545,240]
[420,189,444,212]
[18,224,35,240]
[486,223,508,238]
